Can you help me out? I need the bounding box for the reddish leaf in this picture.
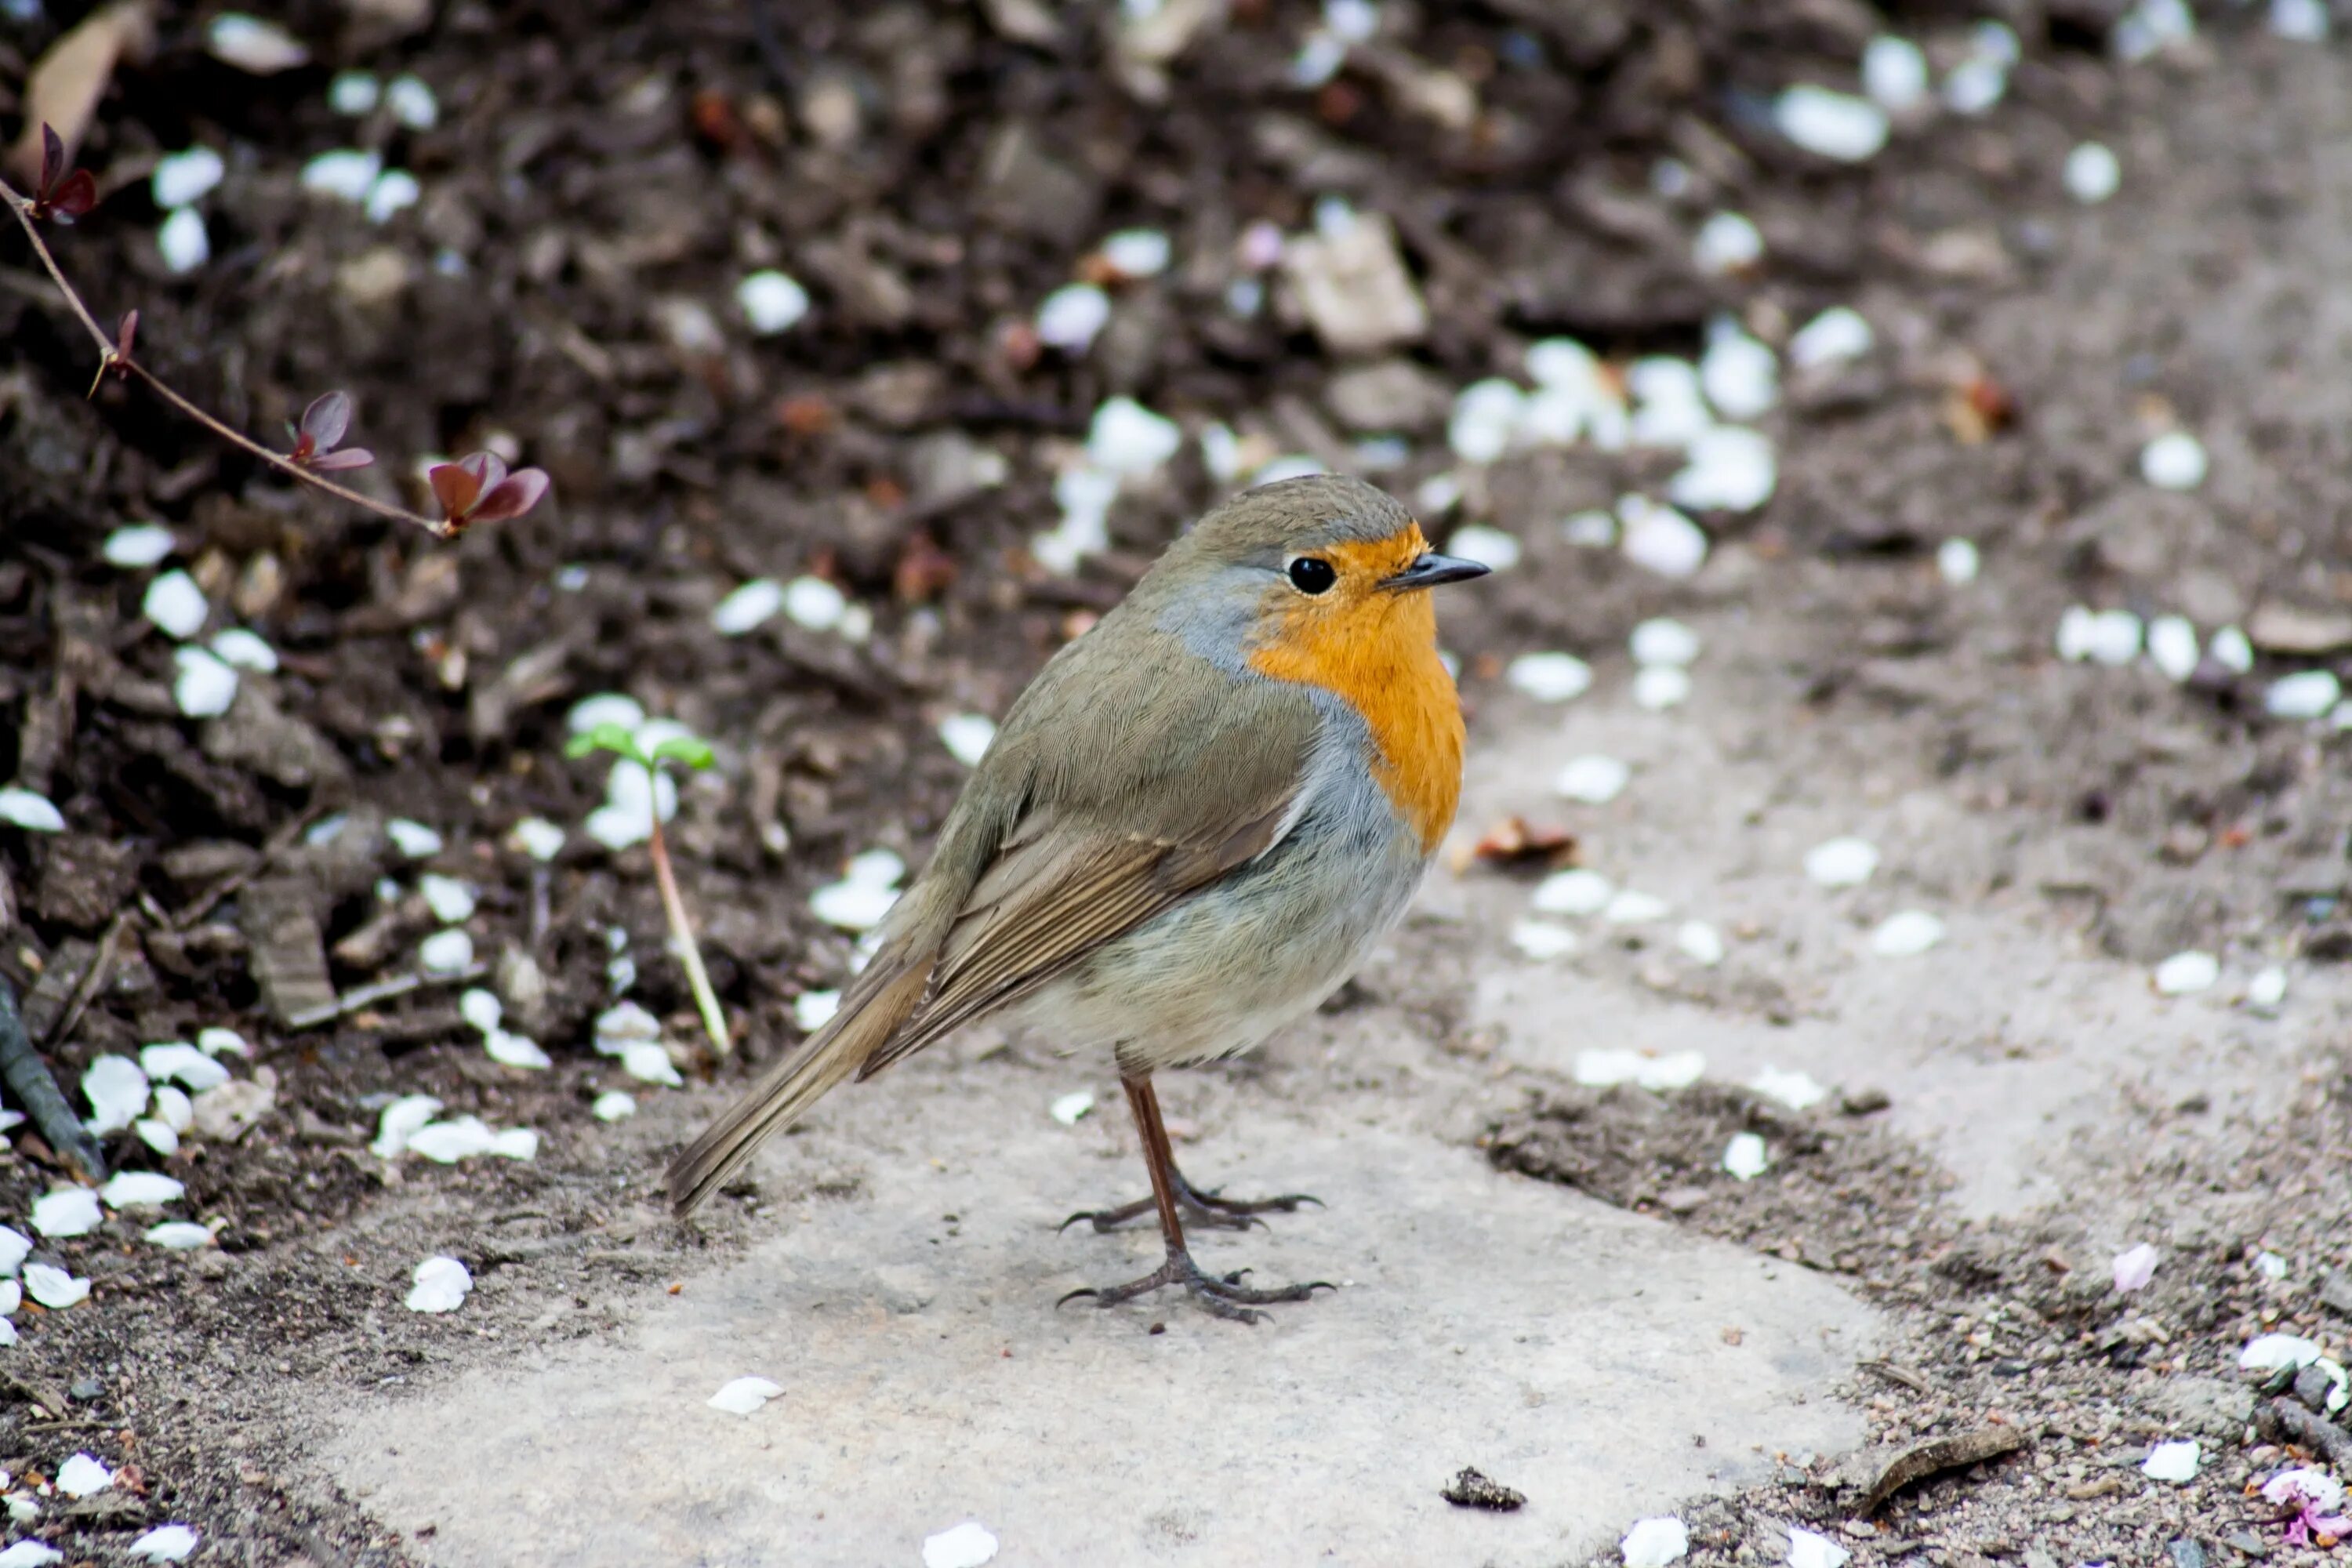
[46,169,96,220]
[299,390,353,453]
[427,461,483,521]
[307,447,375,473]
[114,310,138,361]
[466,466,550,524]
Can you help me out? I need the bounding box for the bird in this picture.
[666,474,1489,1321]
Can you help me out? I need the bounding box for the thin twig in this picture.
[0,176,453,540]
[43,909,128,1050]
[648,817,730,1057]
[0,971,107,1183]
[285,964,487,1031]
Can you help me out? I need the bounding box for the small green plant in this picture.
[565,723,730,1058]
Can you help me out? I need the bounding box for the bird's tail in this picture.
[665,962,931,1217]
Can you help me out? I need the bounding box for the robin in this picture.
[667,474,1489,1321]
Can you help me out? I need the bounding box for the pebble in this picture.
[2065,142,2122,204]
[707,1377,785,1416]
[1699,329,1778,420]
[1675,921,1725,967]
[1555,754,1630,805]
[1509,920,1580,960]
[1692,212,1762,275]
[2147,615,2200,682]
[301,149,383,202]
[1036,283,1112,351]
[1722,1132,1770,1181]
[143,570,210,640]
[385,74,438,130]
[405,1255,472,1313]
[1870,911,1945,957]
[1533,869,1614,917]
[1505,653,1592,703]
[207,12,307,71]
[1622,1516,1690,1568]
[2265,669,2340,720]
[737,271,810,335]
[923,1522,1000,1568]
[939,714,996,767]
[2154,949,2220,996]
[1773,86,1889,162]
[2142,1440,2200,1483]
[1446,525,1523,573]
[2141,431,2209,491]
[171,648,239,718]
[1668,426,1777,514]
[1861,35,1930,112]
[151,147,225,210]
[1631,618,1701,668]
[1632,666,1691,711]
[0,789,64,833]
[1448,379,1527,464]
[1788,307,1873,371]
[1619,497,1709,579]
[1086,397,1182,475]
[102,523,177,568]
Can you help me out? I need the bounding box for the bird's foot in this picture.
[1057,1247,1334,1325]
[1058,1169,1322,1235]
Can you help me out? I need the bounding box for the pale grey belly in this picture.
[1014,811,1428,1073]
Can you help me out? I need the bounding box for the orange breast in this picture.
[1245,535,1466,855]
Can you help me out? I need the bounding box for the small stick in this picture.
[648,817,729,1057]
[285,964,486,1031]
[42,910,127,1049]
[0,972,107,1183]
[0,174,453,540]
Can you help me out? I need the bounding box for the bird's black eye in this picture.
[1287,557,1337,594]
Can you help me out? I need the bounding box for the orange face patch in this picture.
[1244,525,1467,854]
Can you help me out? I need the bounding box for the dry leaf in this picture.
[7,2,155,185]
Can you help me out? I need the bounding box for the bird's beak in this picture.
[1381,552,1491,592]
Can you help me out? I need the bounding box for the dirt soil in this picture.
[2,0,2352,1563]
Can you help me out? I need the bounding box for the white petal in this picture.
[385,74,438,129]
[590,1091,637,1123]
[1698,331,1778,421]
[922,1522,1000,1568]
[793,990,842,1033]
[134,1121,181,1157]
[371,1095,444,1159]
[385,818,445,858]
[622,1041,684,1087]
[146,1222,215,1250]
[54,1454,111,1498]
[2142,1440,2199,1483]
[1774,85,1888,162]
[172,647,239,717]
[1936,538,1980,585]
[1050,1091,1095,1126]
[2266,670,2341,720]
[1750,1067,1826,1109]
[328,71,380,114]
[30,1189,101,1239]
[1788,307,1874,370]
[566,693,646,734]
[1621,1515,1690,1568]
[1532,869,1614,917]
[1788,1526,1850,1568]
[141,1043,230,1091]
[406,1117,499,1163]
[101,524,176,568]
[2140,432,2208,491]
[1722,1133,1770,1181]
[0,1228,31,1276]
[1675,921,1726,967]
[812,880,901,932]
[365,169,420,224]
[129,1525,201,1563]
[459,989,503,1035]
[508,816,567,862]
[419,929,476,975]
[1099,228,1171,279]
[1446,525,1523,573]
[1870,910,1945,957]
[2064,142,2121,204]
[300,148,383,202]
[1448,380,1526,465]
[2147,615,2200,682]
[1692,212,1762,275]
[81,1054,151,1134]
[1506,653,1592,703]
[0,788,64,833]
[1508,920,1580,960]
[939,714,996,768]
[2111,1242,2159,1293]
[22,1264,89,1308]
[2154,950,2219,996]
[1086,397,1183,477]
[1576,1049,1704,1091]
[196,1027,250,1058]
[1619,496,1709,579]
[485,1031,551,1070]
[2242,1333,2323,1371]
[1668,426,1777,513]
[1629,618,1701,667]
[419,873,477,924]
[1632,666,1691,711]
[737,270,810,335]
[712,579,785,636]
[405,1255,472,1312]
[1804,837,1879,887]
[207,13,308,72]
[98,1172,186,1209]
[0,1543,60,1567]
[782,575,848,632]
[1555,755,1630,805]
[707,1376,784,1415]
[1603,890,1671,924]
[2247,965,2289,1013]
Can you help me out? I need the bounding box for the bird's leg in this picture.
[1058,1076,1321,1234]
[1058,1075,1332,1325]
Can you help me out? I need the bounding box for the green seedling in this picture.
[565,723,730,1057]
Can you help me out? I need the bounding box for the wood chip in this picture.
[239,877,337,1025]
[1858,1425,2027,1515]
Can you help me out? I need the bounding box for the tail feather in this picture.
[665,963,931,1216]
